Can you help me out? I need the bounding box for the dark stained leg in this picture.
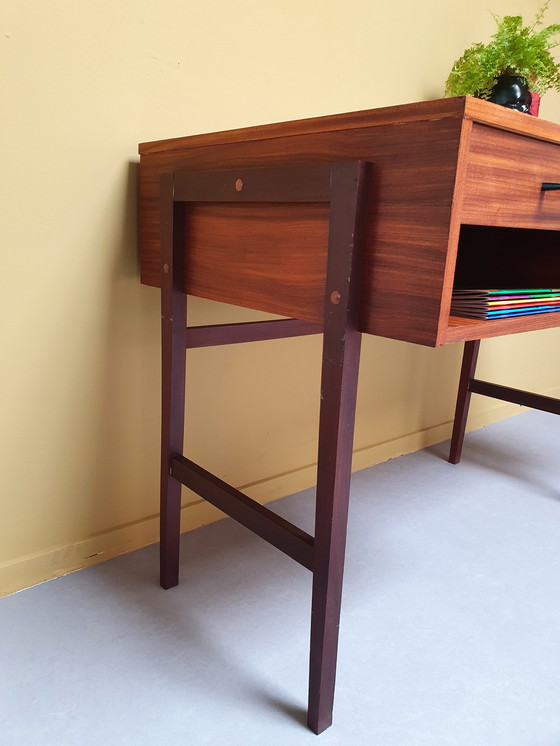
[159,175,187,589]
[449,339,481,464]
[308,162,367,734]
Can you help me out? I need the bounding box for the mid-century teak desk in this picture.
[138,97,560,733]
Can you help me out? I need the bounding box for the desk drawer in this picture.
[461,122,560,230]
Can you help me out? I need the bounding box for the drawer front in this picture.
[461,122,560,230]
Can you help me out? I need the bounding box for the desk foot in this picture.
[160,478,181,589]
[307,711,332,736]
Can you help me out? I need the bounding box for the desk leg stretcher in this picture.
[159,162,368,734]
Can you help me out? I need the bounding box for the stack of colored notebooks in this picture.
[451,289,560,319]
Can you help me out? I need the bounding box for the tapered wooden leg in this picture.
[308,162,366,734]
[160,176,187,589]
[308,326,361,733]
[449,339,480,464]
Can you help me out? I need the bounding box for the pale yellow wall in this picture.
[1,0,559,596]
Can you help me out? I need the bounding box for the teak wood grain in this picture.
[462,123,560,229]
[138,97,560,347]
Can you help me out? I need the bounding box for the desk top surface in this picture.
[139,97,560,155]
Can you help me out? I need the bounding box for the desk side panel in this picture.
[139,117,463,344]
[184,202,329,323]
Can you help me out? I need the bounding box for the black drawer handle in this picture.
[541,182,560,191]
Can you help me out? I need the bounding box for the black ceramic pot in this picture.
[488,75,532,114]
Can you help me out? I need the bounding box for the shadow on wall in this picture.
[86,160,162,552]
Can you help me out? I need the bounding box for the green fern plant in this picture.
[445,2,560,99]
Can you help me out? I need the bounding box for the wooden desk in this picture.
[138,97,560,733]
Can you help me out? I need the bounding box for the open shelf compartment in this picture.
[443,224,560,344]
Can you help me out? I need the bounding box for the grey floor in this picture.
[1,410,560,746]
